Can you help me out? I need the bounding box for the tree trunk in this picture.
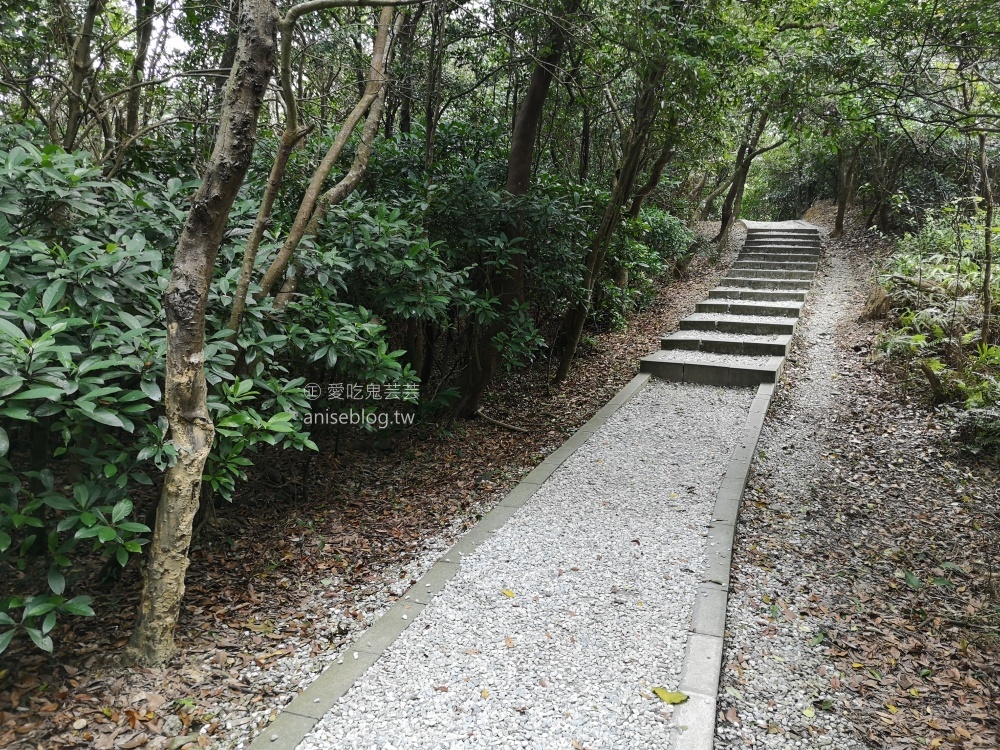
[255,7,397,302]
[63,0,103,150]
[423,0,446,168]
[125,0,155,137]
[832,145,859,237]
[226,124,310,339]
[980,133,994,346]
[555,66,664,383]
[126,0,278,667]
[628,138,674,219]
[453,0,580,418]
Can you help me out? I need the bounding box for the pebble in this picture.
[297,381,756,749]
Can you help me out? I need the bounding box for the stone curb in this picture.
[669,380,775,750]
[247,372,653,750]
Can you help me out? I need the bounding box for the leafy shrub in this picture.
[0,125,412,654]
[595,208,694,330]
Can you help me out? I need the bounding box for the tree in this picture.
[127,0,279,666]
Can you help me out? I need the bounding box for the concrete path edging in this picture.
[247,372,653,750]
[669,382,775,750]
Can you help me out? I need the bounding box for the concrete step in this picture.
[742,248,820,258]
[661,330,792,356]
[680,313,798,335]
[695,299,803,317]
[727,268,815,280]
[719,277,813,291]
[746,228,820,237]
[738,253,820,264]
[640,349,784,385]
[708,287,807,302]
[732,260,817,272]
[744,238,821,248]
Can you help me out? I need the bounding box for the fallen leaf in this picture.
[501,589,515,598]
[505,636,515,648]
[480,689,489,699]
[652,687,688,704]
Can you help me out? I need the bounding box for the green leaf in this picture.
[16,386,64,401]
[41,612,57,635]
[97,526,117,543]
[47,567,65,595]
[0,425,7,458]
[0,629,15,654]
[0,531,10,552]
[26,627,53,653]
[652,688,688,704]
[61,596,95,617]
[86,410,125,429]
[0,318,25,340]
[22,598,58,619]
[903,569,921,590]
[0,375,25,397]
[117,521,150,534]
[139,379,161,401]
[111,498,132,523]
[930,577,954,588]
[42,280,67,312]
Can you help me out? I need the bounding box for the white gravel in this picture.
[296,380,756,750]
[682,314,797,326]
[666,332,785,343]
[654,350,775,367]
[716,230,870,748]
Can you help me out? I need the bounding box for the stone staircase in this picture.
[640,221,821,386]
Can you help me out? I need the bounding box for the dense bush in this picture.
[596,208,694,330]
[0,126,412,654]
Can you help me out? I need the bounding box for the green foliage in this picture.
[0,125,412,654]
[742,141,837,221]
[879,205,1000,447]
[360,126,595,368]
[595,209,694,330]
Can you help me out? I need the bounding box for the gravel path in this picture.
[297,381,756,750]
[715,231,872,748]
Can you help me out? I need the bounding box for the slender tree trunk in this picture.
[833,145,859,237]
[227,124,311,338]
[423,0,446,168]
[628,138,674,219]
[980,133,994,346]
[125,0,155,136]
[63,0,103,150]
[127,0,278,667]
[453,0,580,418]
[255,8,396,302]
[555,67,664,383]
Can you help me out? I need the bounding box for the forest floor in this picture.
[717,203,1000,750]
[0,228,743,749]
